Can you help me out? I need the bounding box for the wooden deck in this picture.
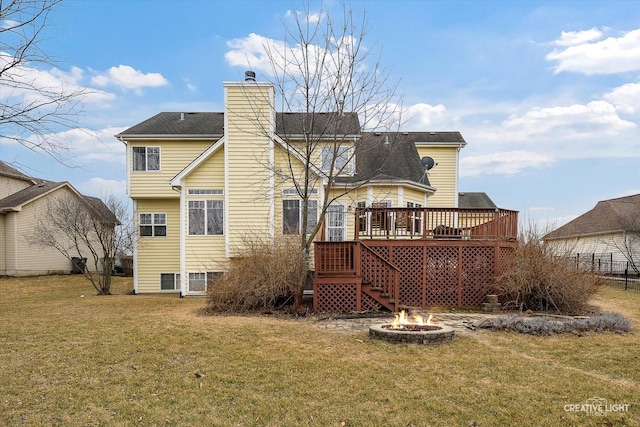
[313,207,518,312]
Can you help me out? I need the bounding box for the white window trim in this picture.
[188,200,224,236]
[159,273,180,291]
[139,212,167,238]
[282,198,318,235]
[282,188,318,196]
[188,189,224,195]
[132,146,161,172]
[326,201,347,241]
[187,271,221,294]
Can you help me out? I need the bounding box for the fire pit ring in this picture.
[369,323,455,346]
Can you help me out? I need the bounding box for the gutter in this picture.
[116,135,222,141]
[544,229,626,240]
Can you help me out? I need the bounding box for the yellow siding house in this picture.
[117,75,470,296]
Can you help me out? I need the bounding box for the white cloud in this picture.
[68,127,127,164]
[225,33,282,75]
[183,78,197,92]
[225,32,370,95]
[0,52,115,106]
[547,28,640,74]
[467,99,639,162]
[15,126,128,164]
[402,103,448,129]
[502,100,635,138]
[77,177,127,199]
[552,28,603,47]
[285,9,324,24]
[460,151,553,177]
[91,65,168,94]
[359,101,447,131]
[603,82,640,114]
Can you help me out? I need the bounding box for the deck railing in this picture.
[314,241,359,276]
[355,207,518,241]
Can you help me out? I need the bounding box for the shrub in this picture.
[205,237,306,313]
[498,226,605,314]
[481,312,632,335]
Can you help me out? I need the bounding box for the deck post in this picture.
[422,241,427,307]
[457,245,463,306]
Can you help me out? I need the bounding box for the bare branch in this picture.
[28,192,125,295]
[0,0,89,162]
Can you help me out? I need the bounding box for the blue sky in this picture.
[2,0,639,229]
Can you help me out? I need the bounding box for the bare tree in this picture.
[1,0,87,160]
[603,217,640,275]
[240,3,402,307]
[30,193,126,295]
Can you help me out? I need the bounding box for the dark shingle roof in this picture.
[335,132,429,185]
[0,182,119,225]
[118,112,225,136]
[458,192,497,209]
[83,196,120,225]
[0,181,62,210]
[403,131,466,146]
[0,161,35,183]
[544,194,640,239]
[276,112,361,136]
[117,111,361,138]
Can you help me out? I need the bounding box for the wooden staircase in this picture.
[359,242,399,312]
[361,281,395,311]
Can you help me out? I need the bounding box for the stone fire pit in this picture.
[369,323,455,346]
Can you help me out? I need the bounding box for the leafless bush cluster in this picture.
[481,312,632,335]
[498,227,605,314]
[205,237,306,313]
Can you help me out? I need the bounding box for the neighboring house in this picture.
[0,161,117,276]
[543,194,640,267]
[458,192,497,210]
[117,76,476,296]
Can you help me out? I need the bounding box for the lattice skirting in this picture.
[314,280,360,312]
[314,242,516,312]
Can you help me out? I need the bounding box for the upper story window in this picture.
[188,189,223,195]
[189,200,223,236]
[133,146,160,171]
[283,199,318,235]
[321,145,351,173]
[139,213,166,237]
[282,188,318,196]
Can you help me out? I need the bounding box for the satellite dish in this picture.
[421,156,436,170]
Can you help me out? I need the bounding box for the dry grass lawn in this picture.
[0,275,638,426]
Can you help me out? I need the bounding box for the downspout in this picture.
[171,184,185,297]
[132,199,139,294]
[269,86,275,244]
[117,136,137,292]
[117,136,131,197]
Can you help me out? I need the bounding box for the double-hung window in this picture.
[189,200,223,235]
[139,213,166,237]
[326,203,347,241]
[321,144,351,173]
[132,146,160,171]
[283,199,318,235]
